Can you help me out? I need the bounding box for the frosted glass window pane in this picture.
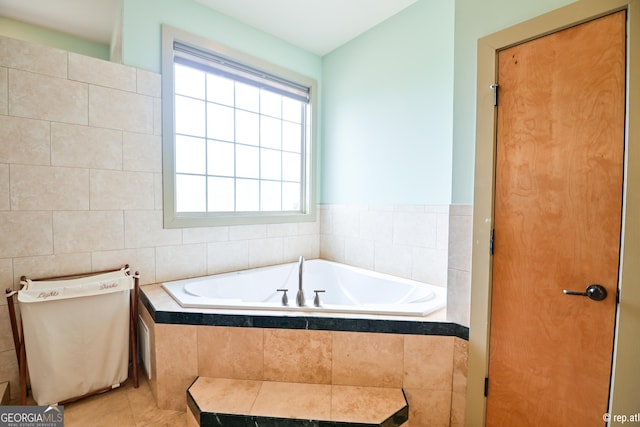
[261,148,281,180]
[208,176,234,212]
[261,91,281,118]
[282,152,301,182]
[175,96,205,137]
[261,116,281,150]
[174,64,205,98]
[236,110,259,146]
[206,74,234,106]
[207,140,234,177]
[261,181,281,211]
[236,179,259,211]
[207,103,234,142]
[282,121,301,153]
[236,82,259,112]
[176,135,206,174]
[282,97,302,123]
[236,145,259,179]
[282,182,300,211]
[176,174,206,212]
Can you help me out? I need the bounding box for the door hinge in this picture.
[490,83,499,106]
[484,377,489,397]
[490,229,495,255]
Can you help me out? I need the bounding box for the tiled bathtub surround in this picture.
[141,285,468,427]
[319,204,450,287]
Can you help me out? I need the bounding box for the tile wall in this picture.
[0,35,473,422]
[140,304,468,427]
[0,35,319,401]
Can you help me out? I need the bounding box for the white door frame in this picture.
[468,0,640,425]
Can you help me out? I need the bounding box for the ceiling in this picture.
[0,0,418,56]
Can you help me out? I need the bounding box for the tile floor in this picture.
[61,376,187,427]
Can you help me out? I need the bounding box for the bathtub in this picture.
[161,259,446,317]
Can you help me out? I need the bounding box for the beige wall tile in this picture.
[446,268,471,327]
[248,237,283,268]
[10,164,89,211]
[51,123,122,169]
[374,242,412,279]
[197,326,263,380]
[152,173,161,210]
[91,247,156,285]
[136,69,161,98]
[155,244,207,282]
[154,323,197,410]
[332,331,403,387]
[448,211,473,272]
[403,335,454,391]
[207,241,249,274]
[319,235,345,262]
[90,170,154,210]
[0,258,13,296]
[0,67,7,115]
[0,212,52,258]
[264,329,332,384]
[403,388,451,427]
[412,246,448,286]
[0,116,50,165]
[0,305,14,352]
[9,69,88,125]
[229,224,266,240]
[53,211,124,253]
[124,210,182,249]
[283,234,320,262]
[69,52,136,92]
[0,36,67,78]
[13,253,92,283]
[394,212,437,248]
[360,210,393,243]
[122,132,161,173]
[344,237,374,270]
[89,85,153,133]
[153,98,162,136]
[0,164,8,211]
[183,226,228,244]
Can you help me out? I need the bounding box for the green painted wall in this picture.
[321,0,455,205]
[120,0,321,79]
[451,0,576,203]
[0,17,110,60]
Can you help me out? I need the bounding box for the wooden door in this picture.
[487,11,626,427]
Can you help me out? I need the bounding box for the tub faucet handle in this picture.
[276,288,289,306]
[313,289,326,307]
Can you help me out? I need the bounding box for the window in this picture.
[161,26,316,227]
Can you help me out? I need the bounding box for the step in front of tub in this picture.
[187,377,408,427]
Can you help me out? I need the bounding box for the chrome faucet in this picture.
[296,255,305,306]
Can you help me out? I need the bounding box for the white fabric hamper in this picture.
[18,268,133,405]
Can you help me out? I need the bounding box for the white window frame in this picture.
[161,25,317,228]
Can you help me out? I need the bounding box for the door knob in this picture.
[563,284,608,301]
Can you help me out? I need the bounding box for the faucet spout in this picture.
[296,255,305,306]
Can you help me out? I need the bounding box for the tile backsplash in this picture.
[0,35,472,403]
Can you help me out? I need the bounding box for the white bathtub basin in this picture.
[161,259,446,317]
